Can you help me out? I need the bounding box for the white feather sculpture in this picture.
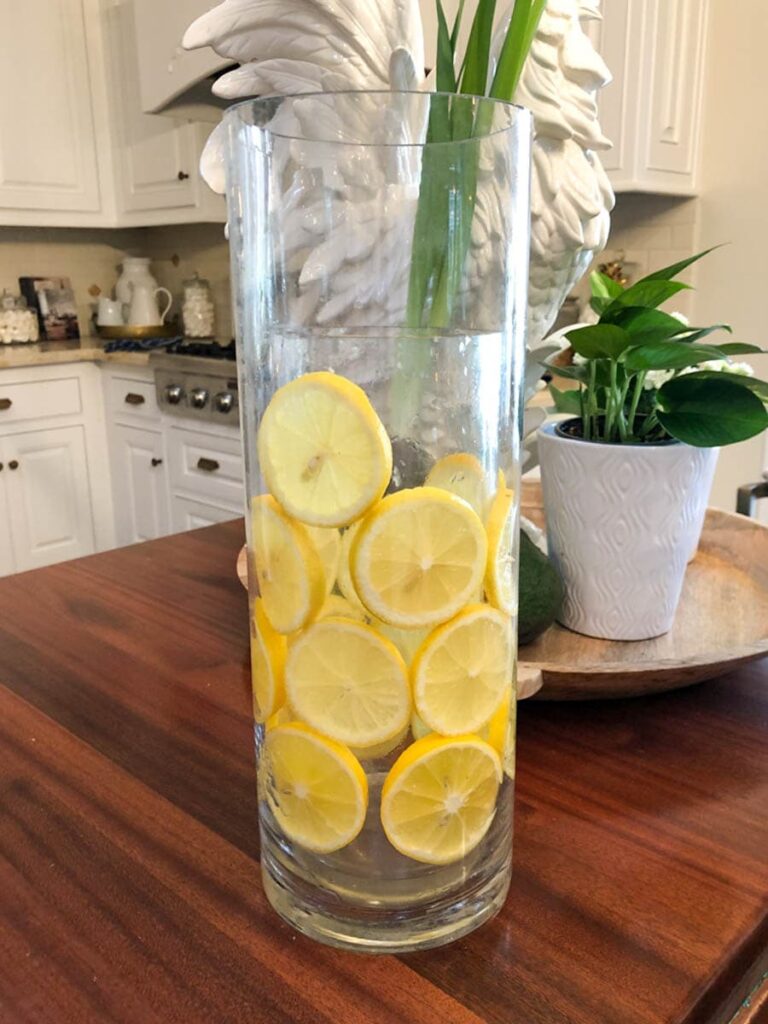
[183,0,614,349]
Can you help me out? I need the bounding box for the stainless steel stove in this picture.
[150,352,239,424]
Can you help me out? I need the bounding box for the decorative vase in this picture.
[224,91,531,952]
[538,421,719,642]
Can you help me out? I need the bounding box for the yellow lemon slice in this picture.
[381,735,502,864]
[305,525,341,595]
[350,723,409,761]
[485,483,517,616]
[257,371,393,528]
[425,452,489,517]
[351,487,487,629]
[265,704,294,731]
[316,593,366,622]
[251,599,287,722]
[250,495,326,634]
[285,617,410,747]
[410,711,431,741]
[264,722,368,854]
[412,605,512,735]
[486,687,513,759]
[374,621,430,666]
[336,522,369,616]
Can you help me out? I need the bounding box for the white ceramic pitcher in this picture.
[127,280,173,327]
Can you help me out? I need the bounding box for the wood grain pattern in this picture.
[520,480,768,699]
[0,521,766,1024]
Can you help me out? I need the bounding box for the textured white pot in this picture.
[538,422,720,641]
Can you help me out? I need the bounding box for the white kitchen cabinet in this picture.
[170,495,241,532]
[0,363,114,576]
[0,0,101,216]
[589,0,711,195]
[3,426,96,572]
[110,424,170,544]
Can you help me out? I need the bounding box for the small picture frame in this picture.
[19,276,81,340]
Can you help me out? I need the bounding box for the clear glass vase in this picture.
[225,91,531,953]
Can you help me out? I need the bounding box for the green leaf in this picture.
[714,342,764,355]
[459,0,497,95]
[590,296,610,316]
[603,279,690,317]
[590,271,623,300]
[623,342,731,372]
[611,307,691,344]
[489,0,547,101]
[434,0,458,92]
[566,324,633,360]
[656,376,768,446]
[643,245,723,282]
[549,384,582,416]
[546,361,589,382]
[675,324,732,344]
[450,0,467,50]
[682,370,768,403]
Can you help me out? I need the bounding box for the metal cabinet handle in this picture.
[9,460,19,470]
[0,462,3,472]
[124,392,146,406]
[151,457,163,467]
[177,170,190,181]
[737,480,768,517]
[0,398,11,411]
[197,457,220,473]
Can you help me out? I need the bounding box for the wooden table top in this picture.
[0,521,766,1024]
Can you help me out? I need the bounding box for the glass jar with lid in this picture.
[182,272,216,338]
[0,290,39,344]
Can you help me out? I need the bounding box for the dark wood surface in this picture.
[0,521,766,1024]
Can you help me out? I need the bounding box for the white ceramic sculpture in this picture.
[184,0,614,348]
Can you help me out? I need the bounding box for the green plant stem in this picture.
[627,371,646,440]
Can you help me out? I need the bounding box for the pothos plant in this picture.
[548,249,768,447]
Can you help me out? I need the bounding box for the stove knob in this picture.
[214,391,235,414]
[164,384,184,405]
[190,387,209,410]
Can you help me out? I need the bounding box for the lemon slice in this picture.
[257,371,393,528]
[305,525,341,596]
[486,687,512,759]
[410,711,431,741]
[425,453,489,517]
[264,722,368,853]
[485,483,517,616]
[381,735,502,864]
[350,723,409,761]
[336,522,369,616]
[265,704,294,731]
[251,495,326,634]
[412,605,512,735]
[317,594,366,622]
[374,621,430,666]
[351,487,487,629]
[285,617,410,747]
[251,599,288,722]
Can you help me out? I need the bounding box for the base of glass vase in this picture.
[260,811,513,954]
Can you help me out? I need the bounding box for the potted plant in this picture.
[538,249,768,641]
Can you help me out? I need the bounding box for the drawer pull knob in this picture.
[178,170,190,181]
[125,392,146,406]
[0,398,11,411]
[9,460,19,471]
[197,457,220,473]
[151,457,163,467]
[0,462,3,472]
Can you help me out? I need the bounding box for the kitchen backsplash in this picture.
[0,194,697,343]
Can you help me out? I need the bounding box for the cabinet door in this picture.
[111,424,169,545]
[0,0,100,213]
[4,426,96,571]
[106,0,198,213]
[170,495,240,533]
[0,472,15,577]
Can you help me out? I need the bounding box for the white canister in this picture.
[538,422,719,641]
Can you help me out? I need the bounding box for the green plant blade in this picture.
[435,0,458,91]
[549,384,582,416]
[546,362,589,382]
[611,307,691,344]
[590,271,624,300]
[674,324,732,344]
[566,324,633,360]
[714,342,764,355]
[603,279,690,317]
[656,376,768,446]
[644,245,723,282]
[623,342,733,371]
[490,0,547,101]
[450,0,467,50]
[459,0,497,95]
[681,370,768,402]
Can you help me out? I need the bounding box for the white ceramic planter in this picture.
[538,422,719,641]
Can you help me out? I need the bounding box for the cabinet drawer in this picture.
[170,495,242,533]
[167,427,245,507]
[108,375,160,422]
[0,376,81,426]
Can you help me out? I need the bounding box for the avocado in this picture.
[518,527,564,645]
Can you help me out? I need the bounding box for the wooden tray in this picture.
[96,324,177,339]
[520,480,768,699]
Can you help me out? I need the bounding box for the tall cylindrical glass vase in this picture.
[225,91,531,952]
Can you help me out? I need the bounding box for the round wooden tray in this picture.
[520,480,768,699]
[96,324,177,339]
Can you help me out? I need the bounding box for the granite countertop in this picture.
[0,338,152,370]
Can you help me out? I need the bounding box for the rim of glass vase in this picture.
[224,90,531,148]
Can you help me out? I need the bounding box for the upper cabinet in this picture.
[589,0,711,195]
[0,0,225,227]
